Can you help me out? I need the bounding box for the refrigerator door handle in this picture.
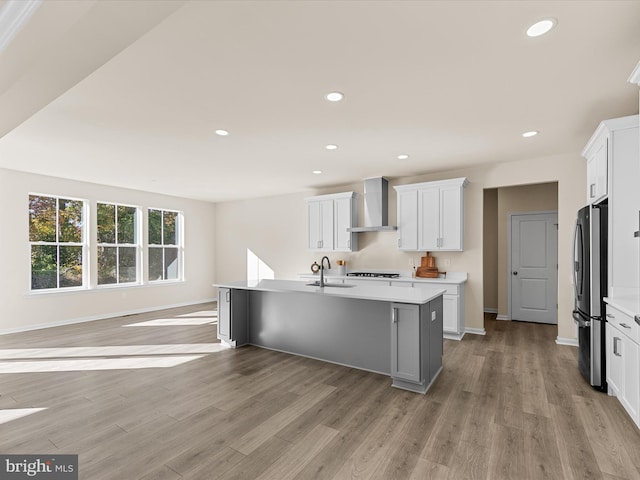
[572,310,590,328]
[572,220,580,302]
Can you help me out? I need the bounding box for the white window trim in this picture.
[147,208,184,283]
[28,193,89,293]
[96,201,142,287]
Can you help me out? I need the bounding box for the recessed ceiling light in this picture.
[313,170,323,175]
[526,18,556,37]
[215,129,229,136]
[397,154,409,160]
[325,92,344,102]
[522,130,539,138]
[325,144,338,150]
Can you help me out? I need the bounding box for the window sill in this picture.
[26,280,186,297]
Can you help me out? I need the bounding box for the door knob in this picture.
[512,271,518,275]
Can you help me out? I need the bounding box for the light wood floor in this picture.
[1,305,640,479]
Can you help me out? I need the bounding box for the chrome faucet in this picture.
[319,256,331,287]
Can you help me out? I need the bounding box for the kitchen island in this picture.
[215,279,445,394]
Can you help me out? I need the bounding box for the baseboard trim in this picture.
[0,298,216,336]
[483,308,498,314]
[496,314,510,321]
[444,331,464,341]
[556,336,578,347]
[465,327,486,336]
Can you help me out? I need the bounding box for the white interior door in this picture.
[510,212,558,324]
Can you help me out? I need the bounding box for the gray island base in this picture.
[215,279,445,394]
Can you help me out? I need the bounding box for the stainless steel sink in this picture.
[306,281,356,288]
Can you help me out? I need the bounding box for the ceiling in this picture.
[1,0,639,203]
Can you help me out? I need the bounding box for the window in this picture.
[29,195,86,290]
[148,209,182,281]
[97,203,139,285]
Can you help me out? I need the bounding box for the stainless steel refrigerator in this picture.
[572,203,608,391]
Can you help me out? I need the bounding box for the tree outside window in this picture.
[29,195,86,290]
[97,203,139,285]
[148,209,182,281]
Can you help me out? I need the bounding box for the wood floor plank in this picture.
[375,397,444,480]
[445,440,489,480]
[550,401,603,480]
[255,424,338,480]
[522,412,565,480]
[487,423,525,480]
[573,394,640,479]
[332,392,420,480]
[229,383,336,455]
[408,457,450,480]
[289,380,397,480]
[420,390,472,466]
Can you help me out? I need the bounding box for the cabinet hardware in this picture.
[392,308,397,324]
[635,315,640,326]
[225,291,230,303]
[606,314,615,319]
[613,337,622,357]
[397,239,401,248]
[620,323,631,329]
[590,183,596,198]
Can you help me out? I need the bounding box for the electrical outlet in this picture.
[443,258,451,267]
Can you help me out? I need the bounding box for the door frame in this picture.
[507,210,559,322]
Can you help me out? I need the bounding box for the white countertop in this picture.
[298,271,467,285]
[215,279,446,305]
[604,296,640,318]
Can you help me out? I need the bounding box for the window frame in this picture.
[147,208,184,283]
[96,201,142,287]
[28,193,89,293]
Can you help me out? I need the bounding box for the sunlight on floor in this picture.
[124,310,218,326]
[124,318,216,326]
[0,408,47,425]
[176,310,217,318]
[0,344,228,360]
[0,355,206,373]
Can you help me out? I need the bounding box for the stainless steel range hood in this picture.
[348,177,397,232]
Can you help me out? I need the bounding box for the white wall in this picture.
[215,152,585,342]
[0,168,216,333]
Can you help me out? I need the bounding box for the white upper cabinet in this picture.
[306,192,358,252]
[585,135,608,204]
[395,178,468,252]
[583,115,639,297]
[396,188,418,250]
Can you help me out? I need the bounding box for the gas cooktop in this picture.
[346,272,400,278]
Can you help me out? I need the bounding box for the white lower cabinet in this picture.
[443,295,458,334]
[606,305,640,426]
[425,284,464,340]
[606,323,624,397]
